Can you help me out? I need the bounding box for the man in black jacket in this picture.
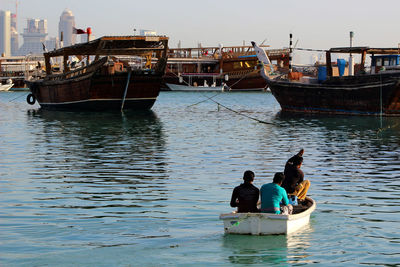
[230,170,259,212]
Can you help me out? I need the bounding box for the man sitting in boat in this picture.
[282,149,310,202]
[230,170,260,213]
[260,172,292,215]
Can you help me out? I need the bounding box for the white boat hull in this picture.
[166,83,225,92]
[219,197,316,235]
[0,83,14,91]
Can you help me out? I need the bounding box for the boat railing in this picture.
[45,57,108,81]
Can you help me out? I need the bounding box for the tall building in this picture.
[58,9,75,47]
[17,18,48,56]
[80,33,95,43]
[45,37,59,51]
[0,10,11,57]
[10,13,18,55]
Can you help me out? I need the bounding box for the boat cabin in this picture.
[370,54,400,73]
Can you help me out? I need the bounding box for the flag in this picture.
[73,27,86,34]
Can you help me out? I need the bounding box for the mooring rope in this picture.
[376,121,400,135]
[224,69,258,91]
[185,92,221,108]
[293,47,328,52]
[8,92,29,102]
[208,97,275,125]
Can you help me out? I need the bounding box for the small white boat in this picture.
[0,79,14,91]
[166,83,226,92]
[219,197,316,235]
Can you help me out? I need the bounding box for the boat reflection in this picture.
[222,224,313,265]
[25,109,169,216]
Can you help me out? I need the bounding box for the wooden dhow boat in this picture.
[219,197,316,235]
[164,45,289,91]
[25,36,169,111]
[252,41,400,116]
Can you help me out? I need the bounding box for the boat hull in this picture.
[166,83,225,92]
[27,70,162,111]
[268,72,400,116]
[219,197,316,235]
[225,71,267,91]
[0,83,14,91]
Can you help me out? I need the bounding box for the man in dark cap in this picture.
[281,149,310,201]
[230,170,259,213]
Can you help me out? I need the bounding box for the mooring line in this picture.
[185,92,221,108]
[376,121,400,135]
[224,69,258,91]
[8,92,29,102]
[208,98,275,125]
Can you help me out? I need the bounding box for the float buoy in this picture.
[26,93,36,105]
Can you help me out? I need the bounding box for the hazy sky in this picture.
[2,0,400,50]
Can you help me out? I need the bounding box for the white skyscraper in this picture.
[0,10,11,56]
[17,18,48,56]
[10,13,18,56]
[58,9,75,47]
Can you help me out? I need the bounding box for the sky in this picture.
[2,0,400,53]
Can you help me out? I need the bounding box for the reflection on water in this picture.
[223,234,289,265]
[2,91,400,265]
[222,225,313,266]
[26,109,168,214]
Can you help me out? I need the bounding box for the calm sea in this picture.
[1,91,400,266]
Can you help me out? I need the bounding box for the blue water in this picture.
[1,91,400,266]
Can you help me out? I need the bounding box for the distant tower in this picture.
[0,10,11,57]
[58,9,75,47]
[17,18,48,56]
[80,33,95,43]
[10,13,18,55]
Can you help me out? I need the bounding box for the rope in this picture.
[224,69,258,91]
[185,92,220,108]
[8,92,29,102]
[208,98,275,125]
[294,47,328,52]
[377,121,400,135]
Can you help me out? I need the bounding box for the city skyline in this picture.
[1,0,400,51]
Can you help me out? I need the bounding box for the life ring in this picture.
[26,93,36,105]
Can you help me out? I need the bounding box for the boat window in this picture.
[233,62,243,69]
[376,58,382,67]
[384,58,389,66]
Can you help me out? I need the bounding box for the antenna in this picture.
[15,0,18,30]
[260,38,268,46]
[294,39,299,49]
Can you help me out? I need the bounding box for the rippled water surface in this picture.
[1,91,400,266]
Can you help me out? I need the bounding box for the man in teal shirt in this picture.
[260,172,292,214]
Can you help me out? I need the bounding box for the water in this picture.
[1,91,400,266]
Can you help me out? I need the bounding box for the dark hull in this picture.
[268,72,400,116]
[28,70,162,111]
[225,74,267,91]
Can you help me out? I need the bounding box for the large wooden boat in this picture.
[219,197,316,235]
[252,41,400,116]
[25,36,169,111]
[164,45,288,91]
